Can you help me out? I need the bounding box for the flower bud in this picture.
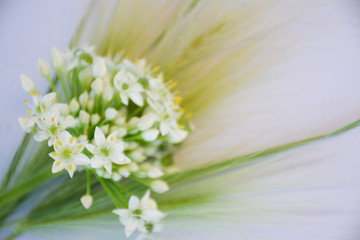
[79,110,90,124]
[91,114,100,125]
[93,58,107,78]
[79,92,89,108]
[20,74,36,94]
[69,98,80,114]
[87,99,95,112]
[80,195,93,209]
[79,67,93,88]
[147,166,164,179]
[103,85,114,101]
[91,78,103,95]
[112,172,122,181]
[18,117,34,133]
[37,59,51,79]
[51,48,64,70]
[150,180,169,193]
[142,129,159,142]
[105,107,117,120]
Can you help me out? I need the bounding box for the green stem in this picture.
[95,173,123,208]
[86,168,91,195]
[57,70,70,101]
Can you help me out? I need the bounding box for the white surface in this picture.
[0,0,90,176]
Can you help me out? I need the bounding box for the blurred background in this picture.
[0,0,90,175]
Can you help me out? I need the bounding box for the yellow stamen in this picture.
[51,117,54,123]
[77,144,83,150]
[24,99,28,103]
[69,137,74,144]
[52,152,58,156]
[56,140,62,146]
[56,161,61,166]
[26,110,32,114]
[55,144,59,150]
[68,164,73,171]
[37,90,40,95]
[110,137,114,141]
[30,90,35,96]
[51,98,56,103]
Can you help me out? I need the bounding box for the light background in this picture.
[0,0,90,175]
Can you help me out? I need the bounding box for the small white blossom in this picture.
[35,110,75,146]
[112,190,165,237]
[86,127,131,173]
[114,69,144,106]
[49,131,90,178]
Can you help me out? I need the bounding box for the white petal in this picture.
[111,154,131,165]
[103,159,112,173]
[42,92,57,106]
[129,91,144,106]
[90,155,103,169]
[142,209,165,223]
[125,218,138,237]
[138,114,156,131]
[142,129,159,142]
[52,161,65,173]
[120,93,129,105]
[34,132,49,142]
[112,209,130,218]
[94,127,105,146]
[128,196,140,211]
[74,153,90,165]
[66,163,77,178]
[86,144,97,154]
[159,122,170,136]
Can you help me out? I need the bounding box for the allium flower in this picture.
[35,110,75,146]
[1,1,360,240]
[112,190,165,237]
[49,131,90,178]
[86,127,131,173]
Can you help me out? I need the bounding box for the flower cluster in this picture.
[19,47,191,236]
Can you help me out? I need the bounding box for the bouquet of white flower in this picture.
[1,1,360,240]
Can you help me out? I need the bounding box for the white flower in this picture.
[114,69,144,106]
[86,127,131,173]
[22,92,59,129]
[49,131,90,178]
[80,194,93,209]
[35,110,75,146]
[112,190,165,237]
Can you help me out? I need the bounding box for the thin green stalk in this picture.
[95,174,123,208]
[57,70,70,101]
[86,168,91,195]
